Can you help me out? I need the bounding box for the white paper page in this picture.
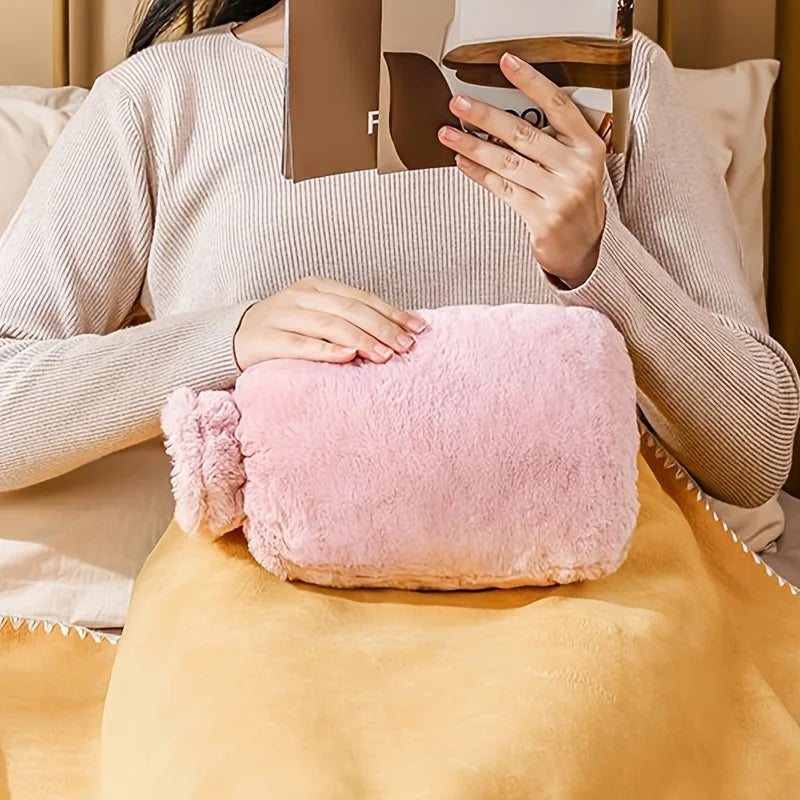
[451,0,618,46]
[444,69,612,117]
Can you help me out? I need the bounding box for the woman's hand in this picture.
[233,277,427,371]
[437,52,607,288]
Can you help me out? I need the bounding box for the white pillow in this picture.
[0,86,175,628]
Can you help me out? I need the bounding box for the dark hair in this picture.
[128,0,280,56]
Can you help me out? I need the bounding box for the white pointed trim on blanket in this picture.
[640,426,799,598]
[0,615,119,644]
[0,431,794,640]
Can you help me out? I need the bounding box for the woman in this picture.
[0,1,797,528]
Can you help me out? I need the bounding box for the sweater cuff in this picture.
[543,213,644,325]
[159,301,253,392]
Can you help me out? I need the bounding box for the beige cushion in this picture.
[676,60,782,552]
[0,85,88,232]
[678,59,779,327]
[0,86,175,627]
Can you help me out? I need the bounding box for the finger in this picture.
[455,154,543,219]
[298,277,427,334]
[262,329,358,364]
[438,125,557,199]
[499,52,597,147]
[448,95,564,170]
[296,292,416,355]
[268,307,398,364]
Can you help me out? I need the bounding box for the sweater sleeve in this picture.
[0,74,250,491]
[547,39,800,508]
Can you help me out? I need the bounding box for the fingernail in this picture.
[453,95,471,111]
[407,317,427,334]
[439,125,461,142]
[374,344,394,360]
[502,52,523,71]
[396,334,415,350]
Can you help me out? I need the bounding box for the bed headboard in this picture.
[2,0,799,493]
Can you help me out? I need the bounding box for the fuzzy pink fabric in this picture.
[161,387,246,539]
[162,304,640,590]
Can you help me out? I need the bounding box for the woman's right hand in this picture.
[233,277,428,371]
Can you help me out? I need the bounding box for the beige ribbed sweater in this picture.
[0,27,797,508]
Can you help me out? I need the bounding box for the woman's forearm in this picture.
[0,304,248,491]
[540,37,799,507]
[549,213,799,507]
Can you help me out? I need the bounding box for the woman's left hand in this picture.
[438,52,608,288]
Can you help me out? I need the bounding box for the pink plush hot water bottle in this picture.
[162,304,640,590]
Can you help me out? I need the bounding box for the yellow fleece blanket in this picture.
[3,435,800,798]
[0,619,115,800]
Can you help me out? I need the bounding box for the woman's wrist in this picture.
[232,301,260,373]
[541,231,603,291]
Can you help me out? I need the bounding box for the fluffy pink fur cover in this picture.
[162,305,639,590]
